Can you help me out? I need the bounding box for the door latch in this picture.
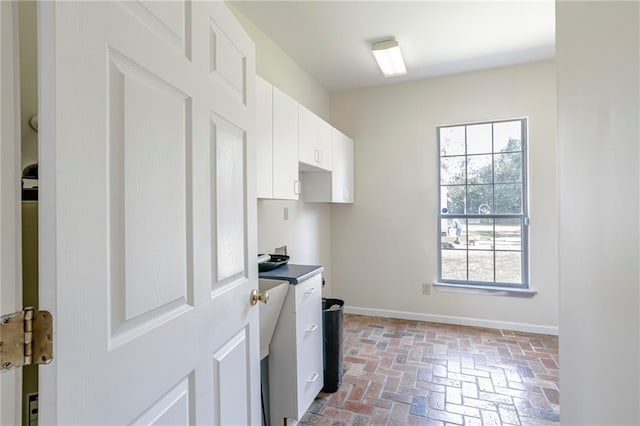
[0,307,53,372]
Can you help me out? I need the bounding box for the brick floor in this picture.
[300,314,559,425]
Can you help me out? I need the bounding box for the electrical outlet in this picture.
[422,283,431,295]
[27,393,38,426]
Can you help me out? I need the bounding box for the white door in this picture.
[0,2,22,425]
[38,1,259,424]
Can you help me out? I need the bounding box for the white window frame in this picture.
[436,118,530,290]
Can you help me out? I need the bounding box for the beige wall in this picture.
[557,2,639,423]
[229,4,336,295]
[330,61,558,331]
[229,3,330,120]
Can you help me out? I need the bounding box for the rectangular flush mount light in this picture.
[372,40,407,77]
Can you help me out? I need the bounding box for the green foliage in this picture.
[441,138,523,215]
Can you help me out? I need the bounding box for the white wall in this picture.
[229,5,335,295]
[330,61,558,332]
[557,2,639,423]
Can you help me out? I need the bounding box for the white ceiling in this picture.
[231,1,556,92]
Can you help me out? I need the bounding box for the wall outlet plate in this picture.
[422,283,431,295]
[27,392,38,425]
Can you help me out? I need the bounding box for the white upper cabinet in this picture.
[318,119,332,170]
[256,76,273,199]
[272,86,300,200]
[298,105,332,172]
[256,77,299,200]
[255,78,353,204]
[331,129,355,203]
[301,128,354,204]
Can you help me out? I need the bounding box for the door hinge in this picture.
[0,307,53,372]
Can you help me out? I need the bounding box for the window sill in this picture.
[433,282,537,298]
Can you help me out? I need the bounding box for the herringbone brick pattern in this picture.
[300,314,559,425]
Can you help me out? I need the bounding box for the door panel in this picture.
[211,112,246,286]
[38,1,258,424]
[209,19,247,104]
[212,330,250,425]
[131,375,194,425]
[121,0,191,58]
[108,50,192,329]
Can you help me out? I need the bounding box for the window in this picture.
[437,118,528,288]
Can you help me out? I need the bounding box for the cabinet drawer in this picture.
[295,302,323,418]
[295,295,323,349]
[296,362,323,419]
[294,274,322,311]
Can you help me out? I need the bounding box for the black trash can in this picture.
[322,298,344,393]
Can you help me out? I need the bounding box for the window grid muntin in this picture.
[437,118,528,288]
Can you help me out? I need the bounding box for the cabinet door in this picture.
[299,105,332,172]
[317,118,332,171]
[273,87,299,200]
[256,76,273,198]
[298,104,317,167]
[332,129,355,203]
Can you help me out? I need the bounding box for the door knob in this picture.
[250,289,269,305]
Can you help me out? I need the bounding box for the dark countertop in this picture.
[258,264,323,284]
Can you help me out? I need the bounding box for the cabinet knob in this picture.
[250,289,270,305]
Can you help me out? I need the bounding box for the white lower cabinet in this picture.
[269,274,324,424]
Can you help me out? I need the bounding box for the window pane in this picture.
[467,154,492,184]
[467,184,493,215]
[496,251,522,284]
[441,218,466,247]
[467,218,493,251]
[495,218,522,251]
[438,118,527,288]
[467,124,492,155]
[441,249,467,281]
[468,251,494,282]
[494,152,522,183]
[441,185,465,214]
[440,156,465,185]
[440,126,465,156]
[493,121,522,152]
[494,183,522,214]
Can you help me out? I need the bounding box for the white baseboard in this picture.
[344,306,559,336]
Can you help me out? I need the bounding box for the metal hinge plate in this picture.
[0,307,53,372]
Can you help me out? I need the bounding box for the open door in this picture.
[38,1,259,423]
[0,1,23,425]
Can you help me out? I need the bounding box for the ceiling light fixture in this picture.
[371,39,407,77]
